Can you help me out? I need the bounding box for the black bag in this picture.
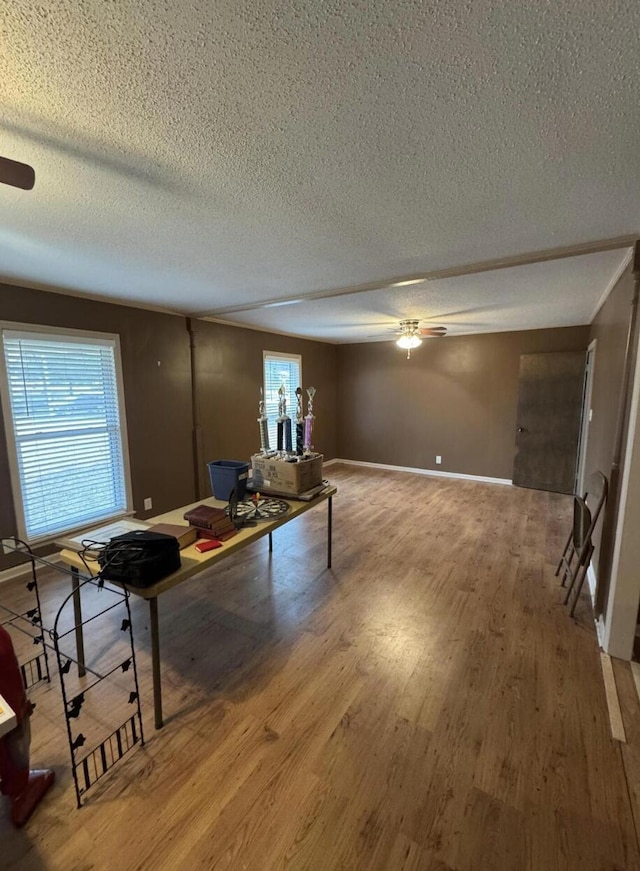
[98,530,181,588]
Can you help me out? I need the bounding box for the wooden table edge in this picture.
[57,486,337,599]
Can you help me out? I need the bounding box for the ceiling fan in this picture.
[394,320,446,358]
[0,155,35,190]
[394,319,447,338]
[366,319,447,358]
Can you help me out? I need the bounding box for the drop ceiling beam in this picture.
[197,234,638,318]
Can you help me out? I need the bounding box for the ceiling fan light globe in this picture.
[396,335,422,350]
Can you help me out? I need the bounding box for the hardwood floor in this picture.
[1,465,639,870]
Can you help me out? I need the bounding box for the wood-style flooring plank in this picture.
[601,651,627,742]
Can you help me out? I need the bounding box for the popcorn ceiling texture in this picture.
[1,1,639,336]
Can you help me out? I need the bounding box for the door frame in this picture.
[575,339,597,496]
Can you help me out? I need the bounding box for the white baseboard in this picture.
[587,564,597,600]
[0,553,61,586]
[331,458,512,486]
[595,614,606,648]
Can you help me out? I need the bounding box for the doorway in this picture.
[512,351,586,494]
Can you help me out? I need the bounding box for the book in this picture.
[197,527,237,542]
[146,524,198,549]
[183,505,235,535]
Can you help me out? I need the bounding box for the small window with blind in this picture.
[263,351,302,448]
[0,325,132,543]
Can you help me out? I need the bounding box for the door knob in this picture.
[518,427,526,433]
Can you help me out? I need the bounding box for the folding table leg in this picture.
[71,567,86,677]
[149,597,163,729]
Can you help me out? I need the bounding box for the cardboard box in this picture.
[251,453,323,495]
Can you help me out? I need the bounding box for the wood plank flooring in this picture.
[1,465,639,870]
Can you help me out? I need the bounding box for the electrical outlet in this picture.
[435,455,442,465]
[143,497,153,511]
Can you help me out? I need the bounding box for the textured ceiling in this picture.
[220,248,632,341]
[1,1,639,337]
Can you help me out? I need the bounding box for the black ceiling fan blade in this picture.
[0,156,35,190]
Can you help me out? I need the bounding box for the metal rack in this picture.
[0,546,51,691]
[0,538,144,808]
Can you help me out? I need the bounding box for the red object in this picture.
[195,538,222,553]
[10,769,55,827]
[0,626,54,826]
[0,626,31,801]
[0,626,30,721]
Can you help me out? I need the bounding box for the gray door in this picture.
[513,351,586,494]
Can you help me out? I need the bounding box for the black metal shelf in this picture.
[0,538,145,809]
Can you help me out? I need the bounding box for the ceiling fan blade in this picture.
[419,327,447,336]
[0,156,35,190]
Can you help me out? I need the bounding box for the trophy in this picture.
[295,387,304,456]
[277,384,292,454]
[258,387,270,455]
[303,387,316,455]
[276,385,285,452]
[284,397,293,453]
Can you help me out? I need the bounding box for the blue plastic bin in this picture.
[208,460,249,501]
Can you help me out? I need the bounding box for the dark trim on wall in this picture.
[187,318,204,501]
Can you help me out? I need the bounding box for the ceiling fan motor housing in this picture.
[399,319,421,336]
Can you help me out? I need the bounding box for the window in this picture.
[263,351,302,448]
[0,325,132,543]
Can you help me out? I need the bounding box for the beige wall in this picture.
[336,326,589,480]
[0,283,337,568]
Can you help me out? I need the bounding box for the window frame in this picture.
[262,350,302,448]
[0,322,134,544]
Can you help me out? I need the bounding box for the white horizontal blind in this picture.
[2,331,129,541]
[263,353,301,448]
